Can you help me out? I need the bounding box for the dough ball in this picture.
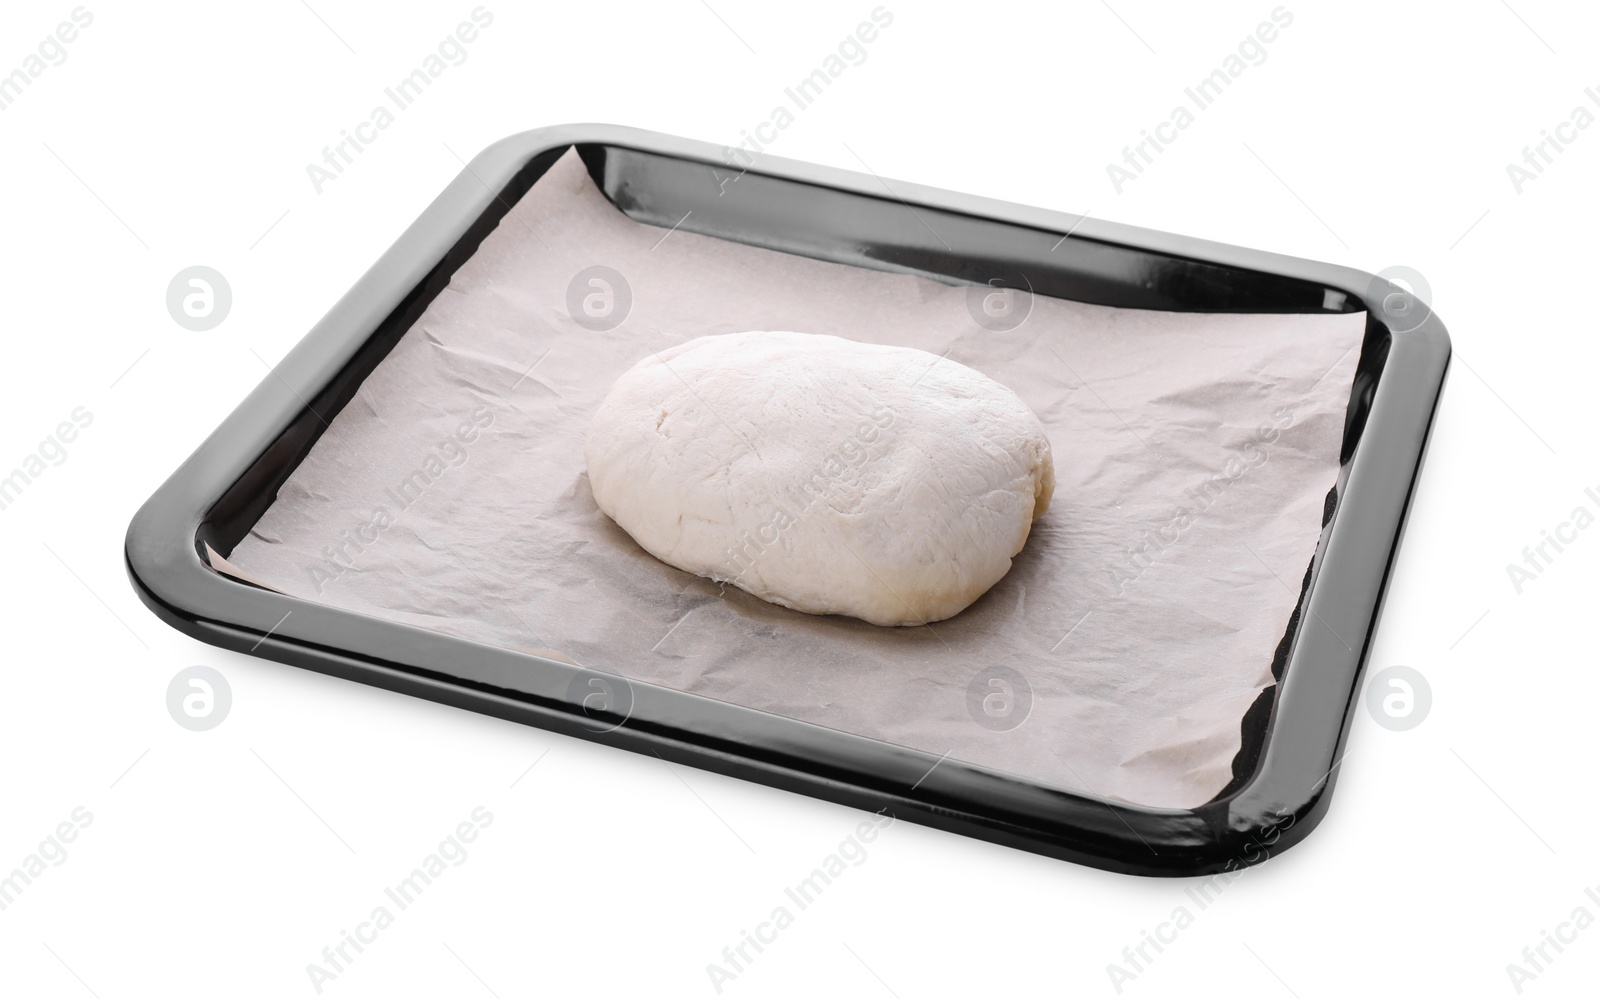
[585,331,1055,627]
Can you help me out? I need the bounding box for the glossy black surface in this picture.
[125,124,1449,876]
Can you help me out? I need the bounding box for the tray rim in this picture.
[124,123,1450,877]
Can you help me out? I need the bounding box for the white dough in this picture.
[585,331,1055,627]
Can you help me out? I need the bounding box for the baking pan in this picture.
[124,124,1449,876]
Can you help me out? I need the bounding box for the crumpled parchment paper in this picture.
[228,148,1363,809]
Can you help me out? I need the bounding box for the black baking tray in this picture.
[125,124,1448,876]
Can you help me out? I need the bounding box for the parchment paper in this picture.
[228,148,1363,809]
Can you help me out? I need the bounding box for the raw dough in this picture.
[585,331,1054,626]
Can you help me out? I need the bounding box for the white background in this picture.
[1,0,1596,996]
